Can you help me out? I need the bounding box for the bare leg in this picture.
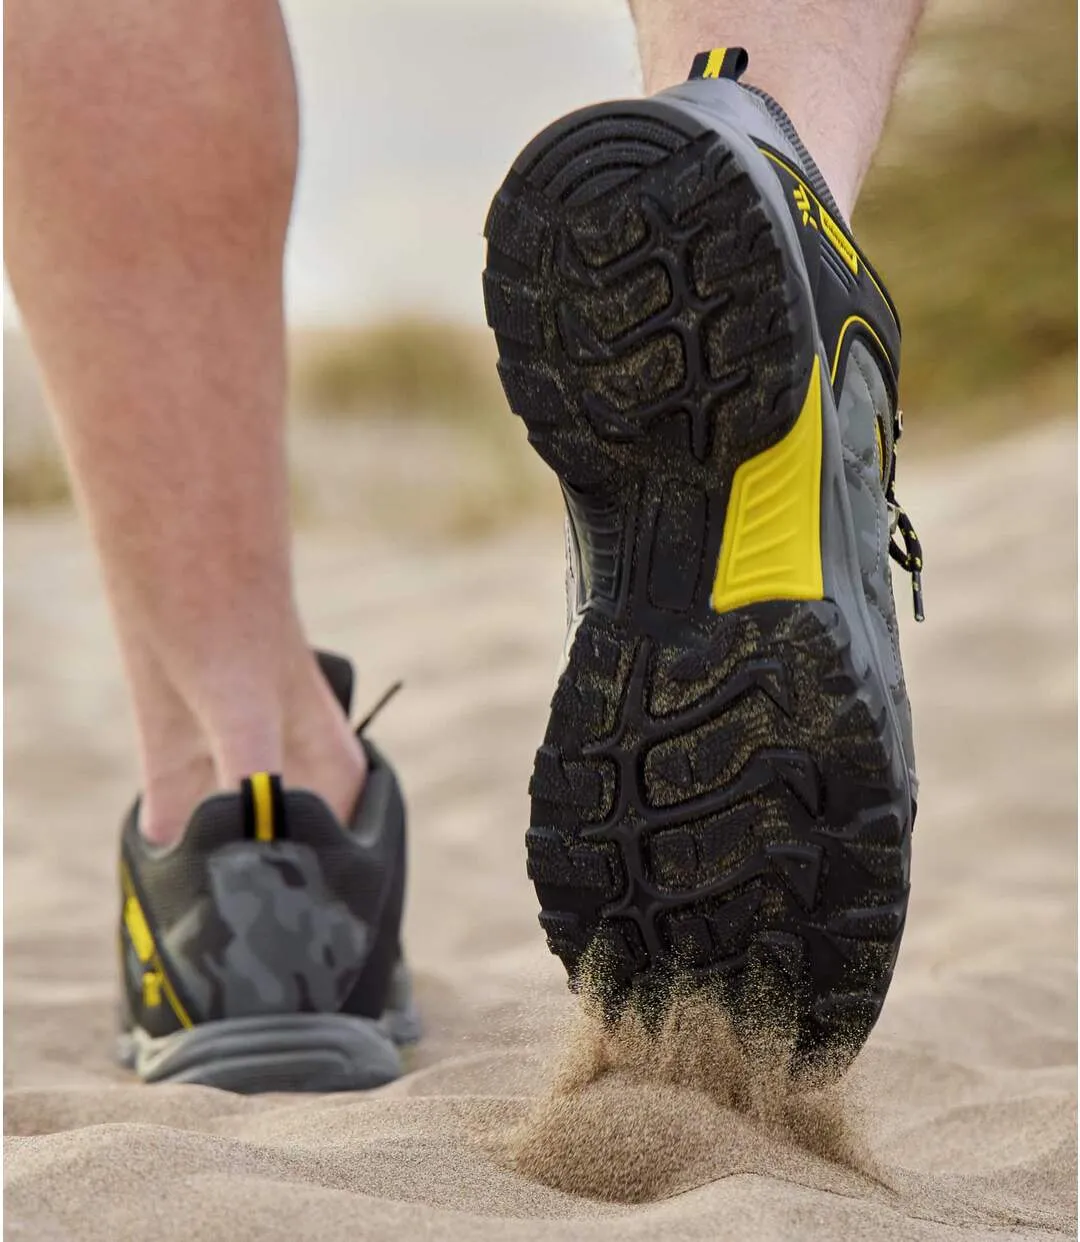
[5,0,365,844]
[629,0,926,217]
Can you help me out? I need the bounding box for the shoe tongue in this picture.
[687,46,748,83]
[315,650,355,716]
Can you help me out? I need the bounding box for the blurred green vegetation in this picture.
[289,319,504,428]
[3,450,72,510]
[286,320,554,536]
[856,0,1077,413]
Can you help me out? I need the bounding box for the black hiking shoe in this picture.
[483,47,920,1074]
[116,652,420,1092]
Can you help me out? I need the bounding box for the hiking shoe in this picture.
[483,47,920,1073]
[116,652,420,1092]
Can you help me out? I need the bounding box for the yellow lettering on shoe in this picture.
[711,356,824,612]
[819,203,859,275]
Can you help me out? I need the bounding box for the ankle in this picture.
[282,650,368,825]
[137,646,366,842]
[139,747,215,847]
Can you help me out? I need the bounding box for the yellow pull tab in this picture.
[248,771,276,842]
[688,47,749,82]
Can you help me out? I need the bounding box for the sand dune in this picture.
[4,419,1076,1240]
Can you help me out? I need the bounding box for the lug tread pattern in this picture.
[483,101,911,1071]
[530,605,910,1067]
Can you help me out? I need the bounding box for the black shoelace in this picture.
[356,680,404,734]
[885,409,925,622]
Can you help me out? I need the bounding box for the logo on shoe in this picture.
[793,185,818,230]
[791,183,860,277]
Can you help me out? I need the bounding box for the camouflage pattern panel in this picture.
[163,841,372,1021]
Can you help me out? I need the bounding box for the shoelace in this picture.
[885,408,925,623]
[356,680,404,734]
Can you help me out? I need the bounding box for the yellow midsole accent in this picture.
[251,771,274,842]
[121,863,193,1029]
[711,356,824,612]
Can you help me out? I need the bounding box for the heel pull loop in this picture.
[687,47,749,82]
[241,772,285,841]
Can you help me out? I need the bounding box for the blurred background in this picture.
[5,0,1076,530]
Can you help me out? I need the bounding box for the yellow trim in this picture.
[157,966,193,1028]
[792,185,817,229]
[702,48,727,78]
[830,315,890,384]
[831,318,890,480]
[123,895,155,963]
[250,771,274,842]
[143,970,163,1008]
[761,148,792,177]
[818,204,859,276]
[759,148,897,328]
[861,256,895,329]
[711,357,824,613]
[120,863,193,1029]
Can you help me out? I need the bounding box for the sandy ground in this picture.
[4,419,1077,1240]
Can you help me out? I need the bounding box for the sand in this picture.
[4,418,1076,1241]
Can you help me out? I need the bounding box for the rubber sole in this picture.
[118,961,422,1093]
[483,100,911,1073]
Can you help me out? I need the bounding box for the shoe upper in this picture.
[747,105,918,796]
[118,655,407,1040]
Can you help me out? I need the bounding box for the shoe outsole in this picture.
[117,961,422,1093]
[483,99,911,1072]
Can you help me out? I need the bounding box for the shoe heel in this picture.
[119,1012,405,1093]
[483,98,814,503]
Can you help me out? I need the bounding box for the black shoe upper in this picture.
[119,655,407,1041]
